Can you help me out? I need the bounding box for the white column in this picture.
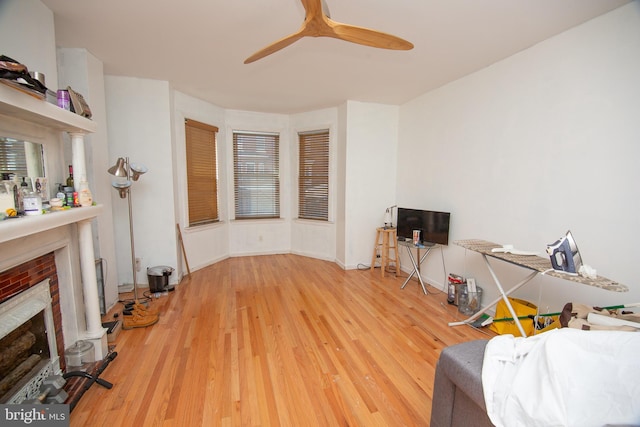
[70,130,107,359]
[77,218,108,360]
[69,132,87,192]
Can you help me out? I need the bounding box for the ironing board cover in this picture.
[455,239,628,292]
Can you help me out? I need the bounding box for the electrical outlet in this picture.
[135,257,141,272]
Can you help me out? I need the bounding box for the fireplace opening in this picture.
[0,310,51,403]
[0,277,61,404]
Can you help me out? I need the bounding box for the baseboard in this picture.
[117,283,134,292]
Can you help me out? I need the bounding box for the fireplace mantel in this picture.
[0,205,103,244]
[0,83,96,133]
[0,83,108,361]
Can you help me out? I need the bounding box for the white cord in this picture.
[439,246,448,292]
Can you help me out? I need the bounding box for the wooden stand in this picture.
[176,224,191,279]
[370,227,400,277]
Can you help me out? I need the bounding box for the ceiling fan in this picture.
[244,0,414,64]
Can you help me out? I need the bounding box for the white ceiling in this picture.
[41,0,629,114]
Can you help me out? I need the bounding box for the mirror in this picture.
[1,137,47,207]
[1,137,45,178]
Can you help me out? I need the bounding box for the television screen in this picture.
[396,208,451,246]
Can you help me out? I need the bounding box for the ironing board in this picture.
[449,239,628,336]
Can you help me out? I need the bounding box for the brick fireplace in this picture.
[0,210,108,363]
[1,78,107,387]
[0,253,67,374]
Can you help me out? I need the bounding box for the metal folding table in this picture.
[399,240,438,295]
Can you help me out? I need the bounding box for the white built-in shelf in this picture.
[0,83,97,133]
[0,205,103,244]
[0,82,102,244]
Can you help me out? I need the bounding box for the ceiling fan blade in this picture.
[329,21,413,50]
[244,31,305,64]
[245,0,413,63]
[321,0,331,18]
[300,0,323,19]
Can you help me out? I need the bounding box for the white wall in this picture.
[335,104,348,267]
[173,91,229,273]
[224,110,292,257]
[0,0,57,93]
[290,108,339,262]
[104,76,179,287]
[398,2,640,311]
[153,92,399,273]
[105,86,347,279]
[342,101,399,269]
[171,96,344,270]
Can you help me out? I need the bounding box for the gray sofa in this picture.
[430,339,494,427]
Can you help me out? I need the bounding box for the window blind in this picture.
[185,119,219,226]
[233,131,280,219]
[0,137,28,177]
[298,130,329,221]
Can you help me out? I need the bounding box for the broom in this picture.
[471,312,559,328]
[471,302,640,328]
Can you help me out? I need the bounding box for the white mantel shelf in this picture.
[1,79,108,361]
[0,83,97,133]
[0,205,103,244]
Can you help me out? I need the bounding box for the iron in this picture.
[546,230,582,274]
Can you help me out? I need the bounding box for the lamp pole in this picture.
[108,157,156,328]
[125,158,140,302]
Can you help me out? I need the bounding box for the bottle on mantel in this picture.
[78,177,93,207]
[18,177,29,213]
[66,165,74,188]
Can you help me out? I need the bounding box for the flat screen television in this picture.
[396,208,451,246]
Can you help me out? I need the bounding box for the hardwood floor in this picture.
[70,254,491,426]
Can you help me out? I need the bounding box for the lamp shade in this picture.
[108,157,128,177]
[112,180,131,198]
[130,163,148,181]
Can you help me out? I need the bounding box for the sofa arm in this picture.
[431,339,492,427]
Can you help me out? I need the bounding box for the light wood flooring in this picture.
[70,254,491,426]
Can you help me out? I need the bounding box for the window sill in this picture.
[184,220,224,233]
[293,218,334,226]
[230,217,286,224]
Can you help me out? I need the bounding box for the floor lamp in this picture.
[108,157,148,303]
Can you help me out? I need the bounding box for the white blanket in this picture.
[482,328,640,427]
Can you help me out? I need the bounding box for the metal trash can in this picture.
[147,265,174,293]
[458,286,483,316]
